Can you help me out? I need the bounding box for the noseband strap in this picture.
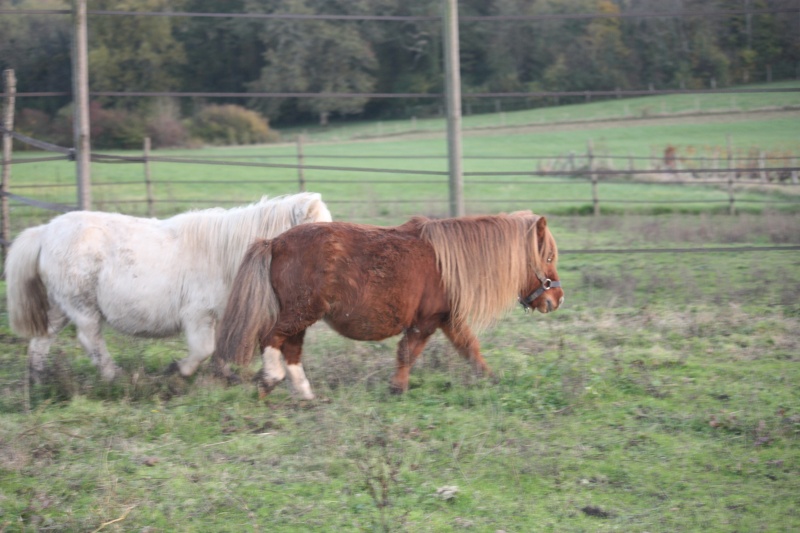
[520,276,561,309]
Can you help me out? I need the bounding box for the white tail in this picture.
[5,226,50,337]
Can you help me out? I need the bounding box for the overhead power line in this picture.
[6,87,794,99]
[1,7,797,21]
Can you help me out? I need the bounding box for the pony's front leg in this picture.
[173,314,216,377]
[441,322,492,379]
[390,327,435,394]
[281,331,314,400]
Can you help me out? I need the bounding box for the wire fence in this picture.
[2,2,800,254]
[2,6,799,21]
[2,123,799,252]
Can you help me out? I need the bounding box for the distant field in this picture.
[279,80,800,142]
[5,84,800,232]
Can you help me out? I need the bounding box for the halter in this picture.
[519,271,561,310]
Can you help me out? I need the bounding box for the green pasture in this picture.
[5,81,800,232]
[1,211,799,531]
[279,80,800,142]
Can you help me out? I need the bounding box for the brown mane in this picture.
[419,213,558,331]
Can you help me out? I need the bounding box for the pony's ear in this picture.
[535,216,548,241]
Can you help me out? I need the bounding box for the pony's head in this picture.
[290,192,333,224]
[518,215,563,314]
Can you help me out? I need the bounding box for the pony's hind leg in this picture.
[258,345,286,396]
[441,322,492,378]
[279,331,315,400]
[28,307,70,384]
[72,316,121,381]
[257,330,313,400]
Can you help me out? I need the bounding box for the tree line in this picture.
[1,0,798,147]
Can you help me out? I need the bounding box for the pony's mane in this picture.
[172,193,331,283]
[419,212,557,331]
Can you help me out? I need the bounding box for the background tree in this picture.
[245,0,378,125]
[87,0,187,111]
[0,0,72,115]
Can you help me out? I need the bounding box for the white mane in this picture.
[175,193,332,285]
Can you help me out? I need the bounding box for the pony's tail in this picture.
[5,226,50,337]
[215,239,280,371]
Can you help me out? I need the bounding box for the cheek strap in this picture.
[520,278,561,308]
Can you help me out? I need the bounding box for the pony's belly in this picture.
[105,313,182,338]
[323,314,405,342]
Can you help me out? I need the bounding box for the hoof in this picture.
[29,369,46,386]
[165,361,182,376]
[257,379,279,399]
[100,365,122,382]
[388,383,408,395]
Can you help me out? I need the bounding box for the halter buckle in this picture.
[520,277,561,310]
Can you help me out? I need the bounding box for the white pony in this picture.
[5,193,332,383]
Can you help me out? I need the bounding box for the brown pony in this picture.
[214,212,563,399]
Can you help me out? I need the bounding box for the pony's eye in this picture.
[546,256,553,263]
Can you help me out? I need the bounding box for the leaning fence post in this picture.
[143,137,154,217]
[1,68,16,267]
[296,134,306,192]
[588,140,599,216]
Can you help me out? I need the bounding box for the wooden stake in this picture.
[588,140,599,216]
[1,69,15,264]
[143,137,154,217]
[296,134,306,192]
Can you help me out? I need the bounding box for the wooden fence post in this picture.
[758,150,767,183]
[588,140,599,216]
[72,0,92,210]
[296,134,306,192]
[442,0,464,217]
[2,69,16,265]
[726,134,733,178]
[727,175,736,215]
[792,158,798,185]
[143,137,154,217]
[723,135,736,214]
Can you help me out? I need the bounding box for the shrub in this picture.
[89,102,146,149]
[146,114,188,149]
[10,106,73,150]
[188,104,278,146]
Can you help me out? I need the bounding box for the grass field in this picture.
[5,81,800,232]
[1,84,799,531]
[1,213,798,531]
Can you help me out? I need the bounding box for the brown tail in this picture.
[214,239,280,370]
[5,226,50,337]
